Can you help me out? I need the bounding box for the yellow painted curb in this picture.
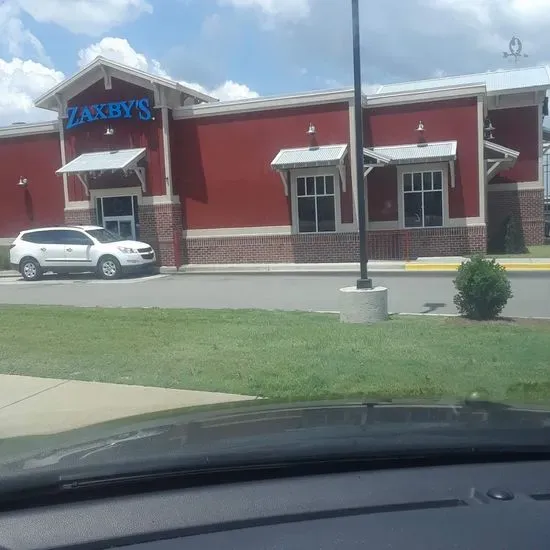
[405,263,550,271]
[501,264,550,270]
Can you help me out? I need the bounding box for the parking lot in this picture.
[0,271,548,318]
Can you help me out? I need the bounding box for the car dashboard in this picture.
[1,459,550,549]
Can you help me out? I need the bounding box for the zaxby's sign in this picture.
[66,97,152,129]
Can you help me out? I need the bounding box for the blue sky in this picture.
[0,0,549,124]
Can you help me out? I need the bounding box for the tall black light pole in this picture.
[352,0,372,290]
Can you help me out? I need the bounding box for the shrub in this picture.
[453,255,513,320]
[503,215,527,254]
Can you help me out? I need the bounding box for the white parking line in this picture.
[0,274,167,285]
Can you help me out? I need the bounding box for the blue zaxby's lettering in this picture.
[66,98,152,129]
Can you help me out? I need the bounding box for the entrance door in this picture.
[96,196,138,240]
[104,216,135,240]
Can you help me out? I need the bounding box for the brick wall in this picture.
[405,226,486,258]
[65,208,95,225]
[139,202,183,266]
[487,188,544,247]
[181,226,487,264]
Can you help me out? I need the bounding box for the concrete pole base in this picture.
[339,286,389,324]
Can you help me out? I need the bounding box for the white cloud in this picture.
[200,80,259,101]
[18,0,153,36]
[77,37,153,71]
[429,0,550,24]
[0,58,63,124]
[0,1,50,64]
[79,37,259,101]
[219,0,310,19]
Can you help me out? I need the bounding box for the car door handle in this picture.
[66,248,73,252]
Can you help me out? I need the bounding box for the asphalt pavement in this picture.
[0,271,548,318]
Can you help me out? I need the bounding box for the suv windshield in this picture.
[86,228,123,243]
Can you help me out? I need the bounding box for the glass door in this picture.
[97,196,138,240]
[104,217,135,240]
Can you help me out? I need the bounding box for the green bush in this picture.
[453,255,513,320]
[503,215,527,254]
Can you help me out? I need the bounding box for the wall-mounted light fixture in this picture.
[104,125,115,136]
[17,177,28,188]
[307,122,316,136]
[416,121,428,147]
[484,117,495,140]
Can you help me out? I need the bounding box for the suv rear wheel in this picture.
[20,257,42,281]
[97,256,122,280]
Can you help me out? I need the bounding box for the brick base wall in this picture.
[65,208,95,226]
[487,188,544,247]
[182,226,487,264]
[139,202,183,266]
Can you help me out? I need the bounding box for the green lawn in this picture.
[488,245,550,258]
[0,306,549,403]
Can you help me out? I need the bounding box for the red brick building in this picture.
[0,57,548,265]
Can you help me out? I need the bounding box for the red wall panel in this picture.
[65,78,165,201]
[0,132,63,237]
[367,166,398,221]
[489,106,539,184]
[172,103,350,229]
[365,98,479,218]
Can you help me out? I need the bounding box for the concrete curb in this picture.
[406,263,550,272]
[405,257,550,272]
[161,258,550,275]
[162,262,405,275]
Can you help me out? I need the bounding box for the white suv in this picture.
[10,226,156,281]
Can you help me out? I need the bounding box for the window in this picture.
[60,231,94,246]
[21,231,47,244]
[86,228,123,243]
[296,174,336,233]
[21,230,64,244]
[403,170,443,228]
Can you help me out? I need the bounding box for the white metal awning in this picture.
[364,141,457,166]
[484,140,519,180]
[271,144,348,170]
[56,148,147,193]
[363,141,458,188]
[271,144,349,195]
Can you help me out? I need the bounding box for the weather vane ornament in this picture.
[503,36,528,64]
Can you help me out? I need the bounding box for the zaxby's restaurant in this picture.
[0,57,548,266]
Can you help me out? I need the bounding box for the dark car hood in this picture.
[2,397,550,477]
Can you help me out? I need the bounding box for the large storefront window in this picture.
[403,170,443,228]
[296,174,336,233]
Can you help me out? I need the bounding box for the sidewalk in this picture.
[0,374,255,438]
[163,257,550,274]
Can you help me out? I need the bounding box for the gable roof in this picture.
[376,65,550,97]
[34,56,217,113]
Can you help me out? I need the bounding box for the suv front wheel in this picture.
[20,257,42,281]
[97,256,122,280]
